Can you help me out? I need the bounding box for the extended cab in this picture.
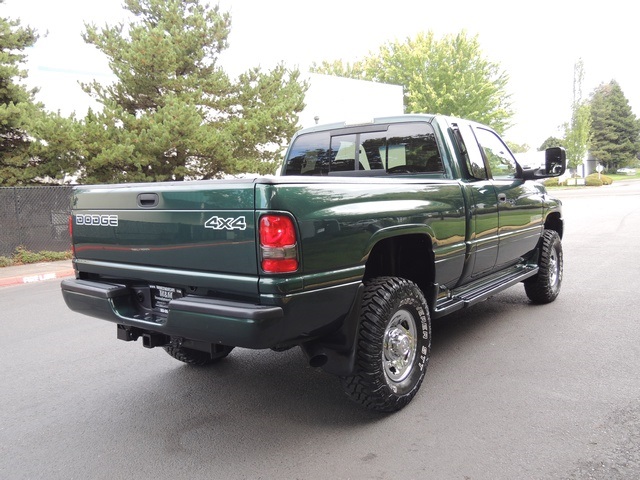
[61,114,565,412]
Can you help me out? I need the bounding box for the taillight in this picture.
[68,215,75,256]
[259,214,298,273]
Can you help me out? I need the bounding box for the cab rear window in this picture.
[283,122,443,176]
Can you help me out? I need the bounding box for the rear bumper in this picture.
[61,279,284,348]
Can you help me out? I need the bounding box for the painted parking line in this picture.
[0,269,75,288]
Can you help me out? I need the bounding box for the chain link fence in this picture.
[0,186,73,256]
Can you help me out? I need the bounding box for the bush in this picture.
[585,173,613,186]
[585,175,603,187]
[0,247,72,268]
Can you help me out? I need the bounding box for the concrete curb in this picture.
[0,266,75,288]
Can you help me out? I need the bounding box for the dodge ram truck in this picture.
[61,114,566,412]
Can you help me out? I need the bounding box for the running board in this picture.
[432,265,538,319]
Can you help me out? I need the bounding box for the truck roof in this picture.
[294,113,439,136]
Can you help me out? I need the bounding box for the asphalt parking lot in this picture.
[1,181,639,479]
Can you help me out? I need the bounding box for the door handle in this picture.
[497,193,507,203]
[137,193,159,208]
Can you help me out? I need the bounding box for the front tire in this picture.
[525,230,563,304]
[341,277,431,413]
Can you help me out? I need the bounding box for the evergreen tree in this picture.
[312,31,513,134]
[589,80,640,171]
[0,5,78,185]
[79,0,306,183]
[0,5,39,185]
[28,111,84,182]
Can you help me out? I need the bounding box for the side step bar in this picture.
[432,264,538,319]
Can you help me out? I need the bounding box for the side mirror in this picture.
[544,147,567,176]
[521,147,567,180]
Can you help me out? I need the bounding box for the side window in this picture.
[384,123,443,173]
[474,127,518,179]
[283,131,331,175]
[360,132,386,170]
[330,134,357,172]
[456,123,488,179]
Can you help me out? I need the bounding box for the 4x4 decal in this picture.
[204,215,247,231]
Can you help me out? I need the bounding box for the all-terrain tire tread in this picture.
[341,276,430,413]
[524,230,563,304]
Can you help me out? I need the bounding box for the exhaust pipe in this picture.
[301,343,329,368]
[301,342,356,376]
[308,353,328,368]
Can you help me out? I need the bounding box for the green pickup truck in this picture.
[61,114,565,412]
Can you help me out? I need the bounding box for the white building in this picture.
[298,73,404,128]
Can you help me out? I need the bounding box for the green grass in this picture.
[544,171,640,188]
[0,247,72,268]
[607,172,640,181]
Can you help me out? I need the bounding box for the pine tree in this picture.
[0,5,78,185]
[0,6,39,185]
[589,80,640,172]
[79,0,306,183]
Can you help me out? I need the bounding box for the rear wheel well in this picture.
[363,234,434,299]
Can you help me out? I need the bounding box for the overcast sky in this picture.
[4,0,639,149]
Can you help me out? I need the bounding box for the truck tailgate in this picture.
[71,180,257,275]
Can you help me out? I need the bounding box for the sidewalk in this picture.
[0,260,75,288]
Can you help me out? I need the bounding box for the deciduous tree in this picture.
[539,137,565,151]
[507,142,530,154]
[312,31,513,134]
[563,59,591,171]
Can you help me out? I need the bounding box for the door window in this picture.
[455,123,488,179]
[473,128,518,179]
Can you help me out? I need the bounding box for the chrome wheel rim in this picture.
[549,248,559,287]
[383,308,417,384]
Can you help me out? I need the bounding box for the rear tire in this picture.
[525,230,563,304]
[163,345,234,366]
[341,277,431,413]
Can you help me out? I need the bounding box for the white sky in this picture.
[4,0,639,149]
